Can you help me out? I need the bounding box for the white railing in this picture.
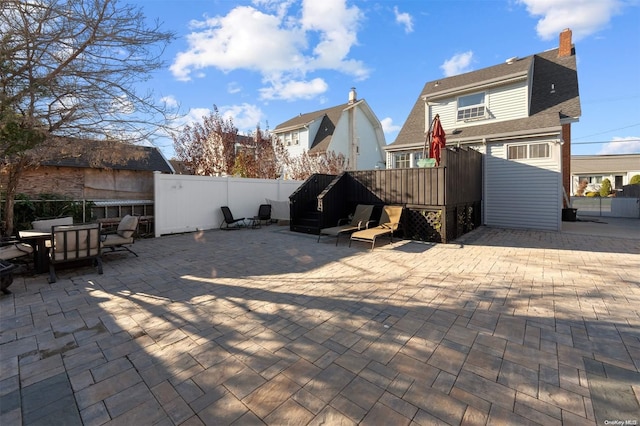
[570,197,640,218]
[153,173,303,236]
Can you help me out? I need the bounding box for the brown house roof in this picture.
[169,160,192,175]
[274,103,349,154]
[41,138,173,173]
[571,154,640,174]
[390,46,580,148]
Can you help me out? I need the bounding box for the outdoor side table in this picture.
[18,230,52,274]
[250,216,261,229]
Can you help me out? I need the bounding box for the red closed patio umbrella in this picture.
[428,114,446,166]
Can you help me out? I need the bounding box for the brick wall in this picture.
[2,166,154,200]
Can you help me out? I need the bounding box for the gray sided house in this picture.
[274,88,386,172]
[571,154,640,194]
[387,29,581,231]
[11,138,173,200]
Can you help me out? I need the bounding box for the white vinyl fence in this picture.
[153,172,303,236]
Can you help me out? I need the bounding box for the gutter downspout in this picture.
[482,138,487,226]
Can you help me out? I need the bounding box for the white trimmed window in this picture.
[413,151,424,167]
[507,143,550,160]
[457,93,486,121]
[394,152,411,168]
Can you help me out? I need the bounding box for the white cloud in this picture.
[184,107,213,125]
[300,0,366,74]
[393,6,414,33]
[440,51,474,77]
[170,6,305,81]
[517,0,623,41]
[381,117,401,135]
[220,103,265,132]
[160,95,178,108]
[227,82,242,94]
[170,0,369,100]
[171,104,265,135]
[259,77,328,101]
[597,136,640,155]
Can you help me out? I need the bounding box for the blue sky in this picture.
[133,0,640,159]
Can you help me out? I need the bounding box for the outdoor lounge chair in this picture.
[349,205,403,250]
[49,223,103,283]
[220,206,246,230]
[1,259,18,295]
[101,214,140,257]
[318,204,375,245]
[0,239,34,285]
[0,239,34,262]
[31,216,73,232]
[251,204,272,228]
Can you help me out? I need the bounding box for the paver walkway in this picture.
[1,223,639,425]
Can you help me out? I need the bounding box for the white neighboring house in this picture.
[386,29,581,232]
[571,154,640,194]
[273,88,386,171]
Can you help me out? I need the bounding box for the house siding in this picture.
[285,128,309,157]
[569,154,640,194]
[485,141,561,231]
[428,82,528,130]
[486,82,528,122]
[330,108,383,170]
[277,100,385,170]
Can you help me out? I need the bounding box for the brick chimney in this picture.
[559,28,573,57]
[559,28,573,206]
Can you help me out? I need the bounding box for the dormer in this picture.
[422,58,532,131]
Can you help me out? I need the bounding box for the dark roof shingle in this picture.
[390,47,580,148]
[41,139,173,173]
[275,103,350,154]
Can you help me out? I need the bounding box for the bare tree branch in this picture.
[0,0,176,236]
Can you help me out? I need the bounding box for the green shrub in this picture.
[585,191,599,197]
[599,179,612,197]
[12,193,94,231]
[630,174,640,185]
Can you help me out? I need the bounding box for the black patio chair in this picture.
[252,204,272,228]
[220,206,246,230]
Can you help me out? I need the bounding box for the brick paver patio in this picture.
[1,221,639,425]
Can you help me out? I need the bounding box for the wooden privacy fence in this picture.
[291,147,483,243]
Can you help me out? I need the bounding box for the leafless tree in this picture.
[172,107,345,182]
[172,106,238,176]
[232,126,282,179]
[284,149,346,181]
[0,0,175,236]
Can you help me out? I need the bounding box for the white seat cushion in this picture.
[117,215,139,238]
[0,243,34,260]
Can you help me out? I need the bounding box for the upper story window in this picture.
[457,93,486,121]
[507,143,550,160]
[394,152,410,168]
[282,131,300,146]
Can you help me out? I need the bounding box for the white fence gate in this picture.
[153,172,303,236]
